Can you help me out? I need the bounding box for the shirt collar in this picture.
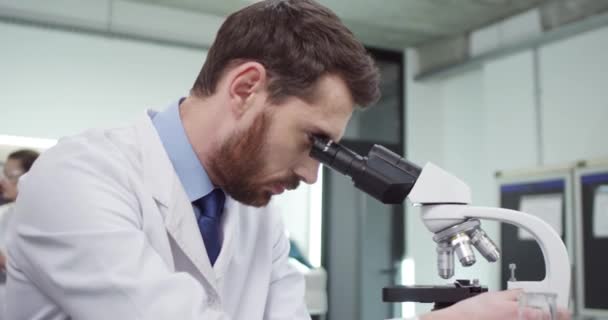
[152,98,214,202]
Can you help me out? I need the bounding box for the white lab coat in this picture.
[6,111,310,320]
[0,203,15,254]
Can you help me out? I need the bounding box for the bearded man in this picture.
[6,1,561,320]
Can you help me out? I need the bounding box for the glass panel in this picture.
[343,59,402,144]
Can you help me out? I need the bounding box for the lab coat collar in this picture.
[133,110,239,290]
[137,110,174,208]
[135,111,217,289]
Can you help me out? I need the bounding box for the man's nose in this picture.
[295,157,321,184]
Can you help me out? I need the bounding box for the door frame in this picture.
[320,47,405,320]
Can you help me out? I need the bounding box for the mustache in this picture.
[280,175,301,190]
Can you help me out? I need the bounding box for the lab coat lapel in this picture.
[212,196,239,278]
[135,110,218,292]
[165,179,218,286]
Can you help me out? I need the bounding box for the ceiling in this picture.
[125,0,550,49]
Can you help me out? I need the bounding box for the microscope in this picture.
[309,136,570,310]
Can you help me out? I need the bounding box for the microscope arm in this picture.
[420,204,570,308]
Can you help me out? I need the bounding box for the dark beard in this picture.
[209,111,300,207]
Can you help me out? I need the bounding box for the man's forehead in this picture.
[284,73,354,140]
[312,108,353,142]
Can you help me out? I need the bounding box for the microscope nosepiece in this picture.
[451,233,476,267]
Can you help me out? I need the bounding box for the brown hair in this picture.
[8,149,39,172]
[191,0,380,107]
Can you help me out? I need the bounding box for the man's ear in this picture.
[228,61,268,119]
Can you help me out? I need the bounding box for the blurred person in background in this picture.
[0,149,39,319]
[0,149,39,270]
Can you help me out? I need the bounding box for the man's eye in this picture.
[306,133,316,146]
[312,133,331,143]
[305,134,314,142]
[306,132,332,149]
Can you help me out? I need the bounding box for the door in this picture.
[322,49,405,320]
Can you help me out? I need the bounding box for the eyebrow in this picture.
[312,126,339,142]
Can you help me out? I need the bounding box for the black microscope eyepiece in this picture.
[309,136,365,177]
[309,135,422,204]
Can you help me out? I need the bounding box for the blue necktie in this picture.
[193,189,225,266]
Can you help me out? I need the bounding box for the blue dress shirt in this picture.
[152,99,215,219]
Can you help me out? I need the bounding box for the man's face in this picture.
[210,74,353,207]
[0,158,24,202]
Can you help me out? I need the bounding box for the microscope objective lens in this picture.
[436,242,455,279]
[469,228,501,262]
[451,233,476,267]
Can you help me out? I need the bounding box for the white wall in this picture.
[272,186,312,257]
[0,21,205,138]
[483,51,539,173]
[271,172,324,268]
[539,26,608,165]
[405,23,608,316]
